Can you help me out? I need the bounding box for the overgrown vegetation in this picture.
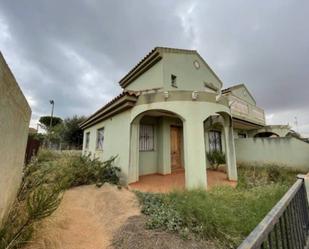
[136,164,300,248]
[206,151,226,170]
[0,150,120,249]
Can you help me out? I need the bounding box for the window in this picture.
[208,130,222,152]
[238,133,247,138]
[171,74,177,87]
[96,128,104,150]
[139,125,154,151]
[85,132,90,149]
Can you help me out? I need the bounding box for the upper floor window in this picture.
[96,128,104,150]
[85,132,90,149]
[171,74,177,88]
[139,125,154,151]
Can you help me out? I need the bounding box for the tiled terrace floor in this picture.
[129,170,237,193]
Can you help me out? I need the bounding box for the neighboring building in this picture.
[0,52,31,226]
[80,47,292,189]
[221,84,291,138]
[81,47,238,189]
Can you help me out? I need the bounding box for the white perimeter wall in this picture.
[235,137,309,171]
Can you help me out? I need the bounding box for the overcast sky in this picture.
[0,0,308,136]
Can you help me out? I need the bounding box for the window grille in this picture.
[139,125,154,151]
[96,128,104,150]
[208,130,222,152]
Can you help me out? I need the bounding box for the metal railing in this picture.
[238,175,309,249]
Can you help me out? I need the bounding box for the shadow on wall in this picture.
[234,137,309,171]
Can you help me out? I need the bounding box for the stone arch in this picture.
[203,111,237,181]
[128,109,185,183]
[254,132,279,138]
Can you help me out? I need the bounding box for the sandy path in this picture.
[26,184,140,249]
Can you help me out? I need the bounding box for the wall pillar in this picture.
[183,118,207,189]
[223,124,238,181]
[128,122,140,183]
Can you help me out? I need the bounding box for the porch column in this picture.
[128,122,140,183]
[223,125,238,181]
[183,118,207,189]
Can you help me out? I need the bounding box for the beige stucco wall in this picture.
[125,51,222,93]
[82,110,132,180]
[124,61,164,91]
[0,52,31,226]
[229,86,256,106]
[235,137,309,171]
[162,52,222,91]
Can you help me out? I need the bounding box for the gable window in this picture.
[208,130,222,152]
[139,125,154,151]
[96,128,104,150]
[171,74,177,88]
[85,132,90,149]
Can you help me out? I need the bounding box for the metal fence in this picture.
[238,175,309,249]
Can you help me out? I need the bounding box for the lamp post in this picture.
[48,100,54,149]
[49,100,54,130]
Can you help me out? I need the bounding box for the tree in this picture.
[61,115,86,149]
[39,116,63,131]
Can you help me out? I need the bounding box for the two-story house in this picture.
[81,47,284,189]
[80,47,239,189]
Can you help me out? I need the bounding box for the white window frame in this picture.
[96,127,104,150]
[139,125,154,151]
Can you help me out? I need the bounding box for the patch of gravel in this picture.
[111,215,218,249]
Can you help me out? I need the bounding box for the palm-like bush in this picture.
[206,151,226,170]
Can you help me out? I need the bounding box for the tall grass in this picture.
[0,150,120,249]
[137,165,300,248]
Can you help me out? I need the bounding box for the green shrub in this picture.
[0,186,62,249]
[137,184,289,248]
[0,151,121,249]
[206,151,226,170]
[237,163,298,189]
[36,149,60,163]
[57,154,120,188]
[137,165,299,248]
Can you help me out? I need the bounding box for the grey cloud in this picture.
[0,0,308,135]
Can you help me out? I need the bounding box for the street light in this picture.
[49,100,54,130]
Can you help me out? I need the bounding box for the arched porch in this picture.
[128,101,238,190]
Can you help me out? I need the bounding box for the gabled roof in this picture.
[119,47,224,89]
[80,91,139,129]
[221,83,256,105]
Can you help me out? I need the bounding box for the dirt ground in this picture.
[25,184,217,249]
[25,184,140,249]
[112,215,218,249]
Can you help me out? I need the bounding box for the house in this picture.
[80,47,289,189]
